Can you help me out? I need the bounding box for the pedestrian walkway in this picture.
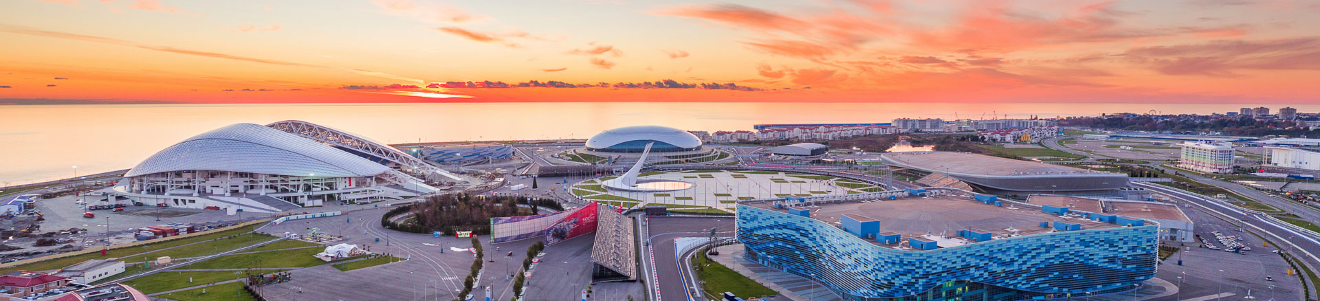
[708,244,841,301]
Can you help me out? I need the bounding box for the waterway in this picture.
[2,102,1315,185]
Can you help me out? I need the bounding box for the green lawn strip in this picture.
[1063,129,1100,136]
[683,176,700,179]
[729,174,748,179]
[1103,144,1179,150]
[974,144,1085,159]
[157,281,258,301]
[653,193,671,197]
[834,179,862,184]
[145,233,277,260]
[789,175,835,180]
[794,194,811,197]
[861,187,887,193]
[835,182,872,189]
[692,249,777,299]
[638,171,667,176]
[577,185,607,193]
[718,200,738,204]
[124,270,278,295]
[737,197,754,200]
[1276,216,1320,232]
[583,194,642,203]
[713,193,732,197]
[334,256,406,271]
[774,194,792,197]
[245,239,320,252]
[572,189,600,197]
[186,247,337,269]
[809,191,827,194]
[698,174,715,178]
[0,223,260,274]
[790,181,807,183]
[669,208,730,215]
[674,197,694,200]
[734,171,780,174]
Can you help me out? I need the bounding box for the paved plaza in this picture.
[573,170,880,209]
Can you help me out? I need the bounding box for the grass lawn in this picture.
[737,197,754,200]
[577,184,607,193]
[572,189,600,197]
[674,197,694,200]
[698,174,715,178]
[713,193,732,197]
[1,223,261,274]
[790,175,835,180]
[157,281,258,301]
[653,193,671,197]
[790,181,806,183]
[835,182,872,189]
[1103,144,1180,150]
[734,171,780,174]
[124,270,269,294]
[683,176,700,179]
[246,239,319,252]
[669,208,730,215]
[1277,216,1320,232]
[861,187,887,192]
[976,144,1086,159]
[584,194,642,203]
[809,191,827,194]
[729,174,748,178]
[146,233,277,260]
[693,250,777,299]
[1063,129,1100,136]
[187,247,334,269]
[334,256,406,271]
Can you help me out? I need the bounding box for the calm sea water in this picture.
[1,102,1312,185]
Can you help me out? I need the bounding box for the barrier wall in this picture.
[272,211,342,225]
[490,202,599,244]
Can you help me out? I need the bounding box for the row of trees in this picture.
[1062,116,1316,137]
[456,235,483,301]
[382,193,564,235]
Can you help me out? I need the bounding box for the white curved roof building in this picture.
[585,125,702,153]
[127,123,389,178]
[113,123,432,213]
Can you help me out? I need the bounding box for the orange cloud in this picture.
[128,0,180,13]
[741,40,834,59]
[756,63,786,79]
[789,68,846,86]
[665,50,690,58]
[1121,37,1320,77]
[434,27,519,48]
[657,4,807,32]
[590,58,615,69]
[370,0,485,23]
[542,68,568,72]
[568,42,622,57]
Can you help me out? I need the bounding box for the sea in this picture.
[1,102,1313,185]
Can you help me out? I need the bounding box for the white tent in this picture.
[315,243,362,261]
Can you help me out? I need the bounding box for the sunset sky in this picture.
[2,0,1319,104]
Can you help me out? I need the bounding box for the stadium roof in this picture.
[770,143,828,156]
[585,125,702,150]
[125,123,390,178]
[747,196,1119,249]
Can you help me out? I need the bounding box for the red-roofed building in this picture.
[0,271,71,297]
[53,283,150,301]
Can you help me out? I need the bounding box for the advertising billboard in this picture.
[544,202,598,245]
[490,202,599,244]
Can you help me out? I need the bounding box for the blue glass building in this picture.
[736,204,1158,301]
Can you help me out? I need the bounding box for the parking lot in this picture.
[1156,203,1306,301]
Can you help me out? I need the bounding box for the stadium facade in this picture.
[882,152,1129,192]
[737,192,1158,301]
[585,125,702,153]
[105,122,439,214]
[415,143,515,163]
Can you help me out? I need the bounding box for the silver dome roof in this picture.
[125,123,390,178]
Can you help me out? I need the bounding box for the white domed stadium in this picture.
[585,125,702,153]
[105,122,441,214]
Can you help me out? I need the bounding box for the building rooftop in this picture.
[1108,201,1191,223]
[747,195,1119,250]
[1025,195,1105,213]
[59,260,122,273]
[882,152,1112,177]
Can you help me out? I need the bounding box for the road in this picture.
[1137,182,1320,273]
[1153,165,1320,221]
[642,216,733,301]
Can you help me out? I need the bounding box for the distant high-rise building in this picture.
[892,118,946,131]
[1240,108,1253,116]
[1279,107,1298,120]
[1253,107,1270,117]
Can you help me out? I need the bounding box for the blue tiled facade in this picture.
[737,204,1158,301]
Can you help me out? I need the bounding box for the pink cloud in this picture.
[434,27,519,48]
[590,58,615,69]
[666,50,690,59]
[568,42,622,57]
[543,67,568,72]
